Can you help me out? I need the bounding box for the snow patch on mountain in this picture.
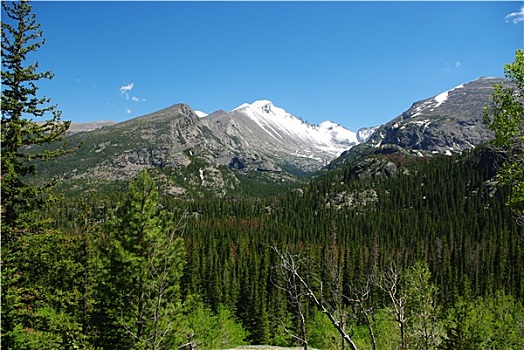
[433,83,464,108]
[412,83,466,117]
[195,111,208,118]
[433,91,449,107]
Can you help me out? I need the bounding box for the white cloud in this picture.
[120,82,146,110]
[120,82,134,100]
[505,7,524,24]
[443,61,462,73]
[120,82,134,93]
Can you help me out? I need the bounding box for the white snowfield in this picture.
[232,100,358,156]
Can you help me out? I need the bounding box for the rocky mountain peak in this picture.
[169,103,198,118]
[364,77,507,154]
[233,100,276,114]
[329,76,510,168]
[232,100,280,116]
[253,100,274,114]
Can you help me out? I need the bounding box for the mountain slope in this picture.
[366,77,505,154]
[328,77,508,169]
[38,77,507,196]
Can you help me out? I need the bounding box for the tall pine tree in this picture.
[94,170,187,349]
[1,2,76,347]
[1,0,71,239]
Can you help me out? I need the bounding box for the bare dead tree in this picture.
[372,262,406,350]
[345,279,377,350]
[271,246,360,350]
[325,227,349,350]
[323,226,377,350]
[271,247,310,349]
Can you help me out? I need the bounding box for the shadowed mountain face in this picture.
[366,77,507,154]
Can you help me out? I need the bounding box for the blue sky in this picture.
[8,1,524,131]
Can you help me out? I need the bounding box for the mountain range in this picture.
[40,77,507,196]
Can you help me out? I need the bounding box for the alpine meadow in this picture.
[1,1,523,349]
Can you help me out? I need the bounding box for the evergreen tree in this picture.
[1,231,95,349]
[1,2,77,347]
[1,0,71,239]
[94,170,187,349]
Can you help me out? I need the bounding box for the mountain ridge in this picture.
[38,76,508,196]
[38,100,358,196]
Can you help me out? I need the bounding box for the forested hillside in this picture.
[17,147,521,349]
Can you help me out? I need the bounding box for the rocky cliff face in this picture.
[366,77,506,154]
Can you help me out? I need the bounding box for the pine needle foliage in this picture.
[95,169,187,349]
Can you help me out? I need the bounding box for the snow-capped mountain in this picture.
[38,76,507,196]
[198,100,358,173]
[225,100,357,157]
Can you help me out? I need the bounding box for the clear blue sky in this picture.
[9,1,524,131]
